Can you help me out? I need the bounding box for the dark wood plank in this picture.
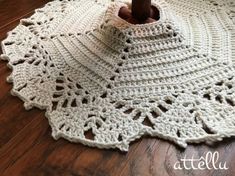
[0,0,50,28]
[0,114,46,172]
[0,0,50,148]
[0,16,40,148]
[1,130,88,175]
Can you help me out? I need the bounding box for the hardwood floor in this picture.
[0,1,235,176]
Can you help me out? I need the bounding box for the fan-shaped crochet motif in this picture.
[1,0,235,151]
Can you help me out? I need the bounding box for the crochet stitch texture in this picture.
[1,0,235,151]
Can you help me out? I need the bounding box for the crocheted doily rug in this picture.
[1,0,235,151]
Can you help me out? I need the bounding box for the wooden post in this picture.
[132,0,151,22]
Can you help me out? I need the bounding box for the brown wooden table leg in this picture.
[132,0,151,22]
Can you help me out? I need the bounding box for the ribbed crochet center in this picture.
[1,0,235,151]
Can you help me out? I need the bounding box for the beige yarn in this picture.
[1,0,235,151]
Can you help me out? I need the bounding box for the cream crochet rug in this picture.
[1,0,235,151]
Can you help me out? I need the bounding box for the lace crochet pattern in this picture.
[1,0,235,151]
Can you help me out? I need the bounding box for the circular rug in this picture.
[1,0,235,151]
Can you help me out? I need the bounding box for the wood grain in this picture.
[0,0,235,176]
